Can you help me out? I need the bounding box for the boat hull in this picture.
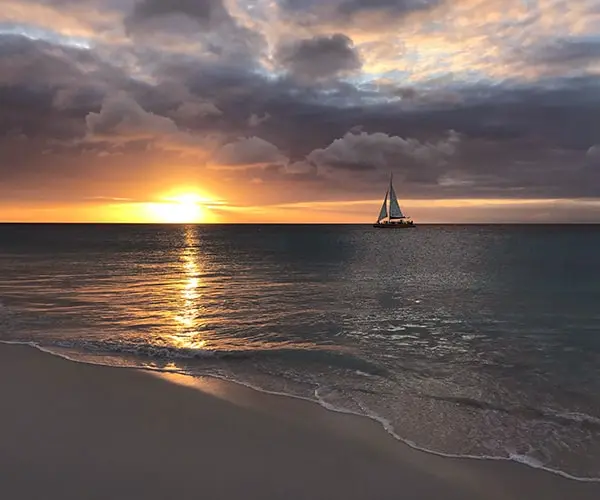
[373,222,416,228]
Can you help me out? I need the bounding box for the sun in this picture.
[147,193,211,223]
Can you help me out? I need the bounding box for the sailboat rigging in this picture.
[373,173,415,228]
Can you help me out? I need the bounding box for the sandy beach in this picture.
[0,343,598,500]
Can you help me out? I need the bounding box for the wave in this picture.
[16,337,389,378]
[317,383,600,483]
[1,339,599,483]
[422,394,600,431]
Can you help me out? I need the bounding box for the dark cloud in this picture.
[337,0,443,16]
[103,60,600,200]
[0,33,94,87]
[279,0,443,25]
[2,0,600,211]
[518,37,600,69]
[275,34,361,81]
[393,87,419,100]
[81,90,221,160]
[281,0,441,15]
[0,37,98,140]
[248,113,271,128]
[125,0,228,30]
[4,30,599,202]
[307,130,460,184]
[85,91,179,138]
[587,145,600,163]
[170,100,222,120]
[123,0,266,65]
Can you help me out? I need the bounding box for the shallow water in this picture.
[1,223,599,479]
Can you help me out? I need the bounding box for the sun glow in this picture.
[146,192,216,223]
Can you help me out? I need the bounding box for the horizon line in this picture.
[1,222,600,226]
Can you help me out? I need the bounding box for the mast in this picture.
[389,172,393,222]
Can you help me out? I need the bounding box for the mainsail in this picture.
[389,182,404,219]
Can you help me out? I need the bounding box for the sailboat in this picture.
[373,173,415,228]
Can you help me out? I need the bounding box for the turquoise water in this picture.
[0,224,599,479]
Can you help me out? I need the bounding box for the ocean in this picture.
[1,223,599,479]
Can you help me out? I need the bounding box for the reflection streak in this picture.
[170,226,207,351]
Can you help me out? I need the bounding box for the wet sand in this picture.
[0,343,598,500]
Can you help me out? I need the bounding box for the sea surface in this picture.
[1,223,599,479]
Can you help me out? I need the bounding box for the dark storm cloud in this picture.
[275,34,361,81]
[0,35,113,139]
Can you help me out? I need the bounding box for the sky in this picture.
[1,0,600,223]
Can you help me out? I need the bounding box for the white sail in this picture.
[377,190,388,221]
[373,172,414,227]
[389,184,404,219]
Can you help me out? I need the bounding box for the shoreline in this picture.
[1,342,599,499]
[4,339,599,484]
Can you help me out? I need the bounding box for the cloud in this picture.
[212,136,287,167]
[84,91,218,157]
[286,160,317,175]
[517,37,600,71]
[248,112,271,128]
[171,100,222,120]
[125,0,229,31]
[275,34,361,81]
[307,129,460,182]
[278,0,444,28]
[0,33,99,87]
[587,145,600,157]
[86,91,179,138]
[280,0,441,16]
[3,0,600,215]
[123,0,266,65]
[337,0,443,16]
[586,145,600,165]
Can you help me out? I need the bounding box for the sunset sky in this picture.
[1,0,600,223]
